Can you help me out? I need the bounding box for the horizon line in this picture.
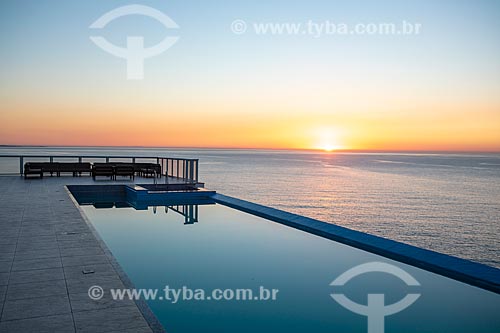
[0,144,499,154]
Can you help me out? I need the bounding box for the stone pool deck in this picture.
[0,176,166,333]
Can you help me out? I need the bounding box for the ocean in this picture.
[1,146,499,268]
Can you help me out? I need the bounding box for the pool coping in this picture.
[65,186,166,333]
[212,193,500,294]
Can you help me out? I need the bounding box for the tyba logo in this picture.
[89,5,179,80]
[330,262,420,333]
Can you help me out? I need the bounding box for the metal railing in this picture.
[0,155,199,184]
[162,157,199,184]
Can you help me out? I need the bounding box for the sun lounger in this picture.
[92,163,115,180]
[114,164,135,180]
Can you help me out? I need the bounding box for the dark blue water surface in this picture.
[81,201,500,333]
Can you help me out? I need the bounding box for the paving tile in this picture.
[0,220,21,226]
[1,294,71,321]
[63,263,116,280]
[0,215,23,222]
[66,276,125,295]
[73,305,149,333]
[22,215,52,221]
[22,211,53,217]
[61,254,110,267]
[6,280,67,300]
[0,213,23,219]
[20,224,55,231]
[15,241,59,252]
[21,216,54,222]
[9,267,64,284]
[17,235,57,244]
[0,252,15,261]
[12,257,62,271]
[69,291,135,312]
[0,224,20,231]
[0,224,21,230]
[20,220,54,227]
[53,214,82,220]
[0,313,75,333]
[14,248,60,261]
[0,260,12,273]
[0,285,6,300]
[58,239,100,249]
[0,272,9,286]
[54,225,91,234]
[60,246,104,257]
[19,229,56,238]
[0,235,19,244]
[0,243,17,253]
[56,233,95,242]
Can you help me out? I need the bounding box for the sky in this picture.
[1,0,499,151]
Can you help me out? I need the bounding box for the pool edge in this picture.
[212,193,500,294]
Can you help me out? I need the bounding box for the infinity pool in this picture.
[76,193,499,333]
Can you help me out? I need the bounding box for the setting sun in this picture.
[320,144,340,152]
[311,127,345,152]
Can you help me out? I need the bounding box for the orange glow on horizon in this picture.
[1,98,500,152]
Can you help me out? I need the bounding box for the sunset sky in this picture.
[1,0,499,151]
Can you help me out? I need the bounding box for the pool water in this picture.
[80,200,500,333]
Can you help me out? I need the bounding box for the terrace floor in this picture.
[0,175,170,332]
